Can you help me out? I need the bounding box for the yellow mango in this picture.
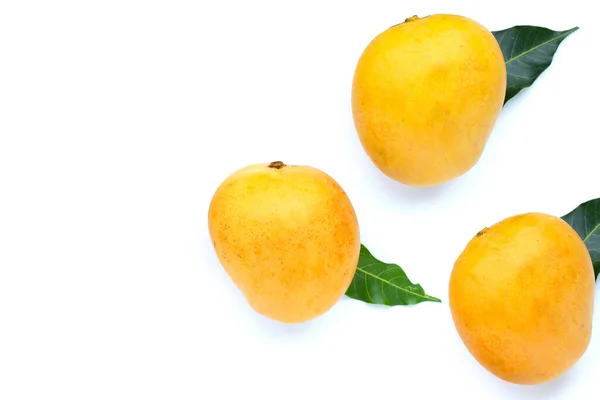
[208,161,360,323]
[351,14,506,186]
[449,212,595,385]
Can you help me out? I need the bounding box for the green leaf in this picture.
[492,26,578,104]
[346,244,441,306]
[561,198,600,280]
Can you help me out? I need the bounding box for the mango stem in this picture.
[268,161,286,169]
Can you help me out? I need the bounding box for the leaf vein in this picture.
[356,266,436,301]
[505,28,577,65]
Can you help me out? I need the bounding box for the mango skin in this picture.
[449,212,595,385]
[351,14,507,186]
[208,162,360,324]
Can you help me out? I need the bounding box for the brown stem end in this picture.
[475,227,489,238]
[268,161,286,169]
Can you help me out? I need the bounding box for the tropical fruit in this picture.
[208,161,361,323]
[351,14,507,186]
[449,212,595,385]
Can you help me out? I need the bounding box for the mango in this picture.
[449,212,595,385]
[208,161,361,323]
[351,14,506,186]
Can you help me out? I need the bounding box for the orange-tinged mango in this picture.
[208,161,360,323]
[449,212,595,385]
[352,14,506,186]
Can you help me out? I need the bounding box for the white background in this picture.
[1,1,599,399]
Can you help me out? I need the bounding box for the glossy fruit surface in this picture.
[208,162,360,323]
[449,212,595,384]
[352,14,506,186]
